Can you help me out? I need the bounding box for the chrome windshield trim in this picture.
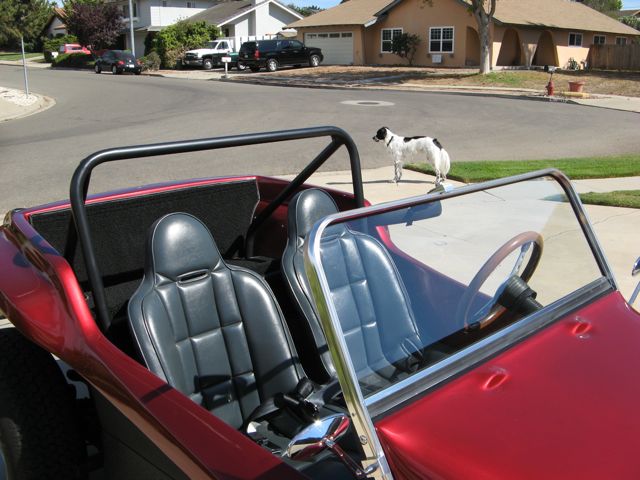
[305,226,394,480]
[365,277,612,417]
[303,169,614,472]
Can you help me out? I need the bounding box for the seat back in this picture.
[282,189,424,390]
[128,212,302,429]
[282,189,340,381]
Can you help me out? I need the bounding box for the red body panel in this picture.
[0,175,360,479]
[377,292,640,479]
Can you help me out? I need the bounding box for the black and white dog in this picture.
[373,127,451,186]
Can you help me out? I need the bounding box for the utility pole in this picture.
[128,0,136,57]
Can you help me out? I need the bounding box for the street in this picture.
[1,65,639,215]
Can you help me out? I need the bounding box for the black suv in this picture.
[239,39,323,72]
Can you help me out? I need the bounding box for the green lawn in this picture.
[407,154,640,183]
[580,190,640,209]
[0,52,42,61]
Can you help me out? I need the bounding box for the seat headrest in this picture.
[288,189,339,242]
[147,212,222,281]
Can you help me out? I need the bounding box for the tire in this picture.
[236,61,246,71]
[94,63,101,74]
[134,70,141,75]
[111,65,118,75]
[309,54,321,68]
[0,328,86,480]
[250,66,260,72]
[266,58,278,72]
[202,58,213,70]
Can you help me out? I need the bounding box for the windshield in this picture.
[207,41,220,49]
[310,174,604,400]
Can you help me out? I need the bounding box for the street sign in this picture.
[221,56,232,63]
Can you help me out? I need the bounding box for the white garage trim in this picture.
[305,31,354,65]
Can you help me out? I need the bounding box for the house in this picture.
[108,0,219,56]
[42,7,68,39]
[186,0,302,43]
[288,0,640,68]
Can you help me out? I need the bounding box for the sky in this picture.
[287,0,640,9]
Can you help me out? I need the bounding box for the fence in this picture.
[587,44,640,70]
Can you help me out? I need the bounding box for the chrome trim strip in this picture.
[365,278,612,417]
[305,238,394,480]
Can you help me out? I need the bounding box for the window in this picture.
[381,28,402,53]
[593,35,605,45]
[342,32,352,38]
[568,32,583,47]
[616,37,627,45]
[218,41,228,50]
[291,40,303,48]
[307,34,317,39]
[187,1,196,7]
[329,33,340,38]
[318,33,328,38]
[429,27,454,53]
[122,2,137,17]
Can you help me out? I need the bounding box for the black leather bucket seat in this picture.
[282,189,426,394]
[128,212,305,430]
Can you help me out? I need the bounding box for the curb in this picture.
[0,93,56,122]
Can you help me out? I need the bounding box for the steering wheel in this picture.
[456,231,543,331]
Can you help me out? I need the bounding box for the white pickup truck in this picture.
[182,39,245,70]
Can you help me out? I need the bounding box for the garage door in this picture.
[305,32,354,65]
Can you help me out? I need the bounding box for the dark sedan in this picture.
[95,50,141,75]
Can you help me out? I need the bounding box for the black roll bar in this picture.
[69,126,364,332]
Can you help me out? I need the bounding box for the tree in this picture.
[64,2,122,52]
[391,33,421,66]
[579,0,622,13]
[152,19,221,68]
[620,15,640,31]
[0,0,53,50]
[287,3,323,16]
[423,0,495,74]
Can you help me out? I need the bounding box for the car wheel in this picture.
[94,63,101,74]
[111,65,118,75]
[203,58,213,70]
[134,70,141,75]
[0,329,86,479]
[250,66,260,72]
[266,58,278,72]
[309,54,321,68]
[236,61,246,71]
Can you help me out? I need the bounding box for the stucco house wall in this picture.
[365,0,477,67]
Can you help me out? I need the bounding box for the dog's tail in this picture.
[433,138,444,150]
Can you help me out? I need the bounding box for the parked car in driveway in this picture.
[94,50,141,75]
[239,39,322,72]
[51,43,91,59]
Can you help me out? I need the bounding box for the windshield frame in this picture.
[304,168,615,465]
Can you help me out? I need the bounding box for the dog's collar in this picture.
[386,136,394,147]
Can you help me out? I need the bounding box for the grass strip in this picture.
[580,190,640,209]
[407,154,640,183]
[0,52,42,61]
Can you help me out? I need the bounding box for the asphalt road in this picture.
[1,65,638,214]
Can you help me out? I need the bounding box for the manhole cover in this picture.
[341,100,395,107]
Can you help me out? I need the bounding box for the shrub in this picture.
[139,51,161,71]
[51,52,94,69]
[392,33,421,66]
[43,34,79,62]
[153,20,220,68]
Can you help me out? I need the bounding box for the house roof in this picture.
[288,0,394,28]
[188,0,301,27]
[41,7,67,34]
[488,0,639,36]
[291,0,638,36]
[615,8,640,18]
